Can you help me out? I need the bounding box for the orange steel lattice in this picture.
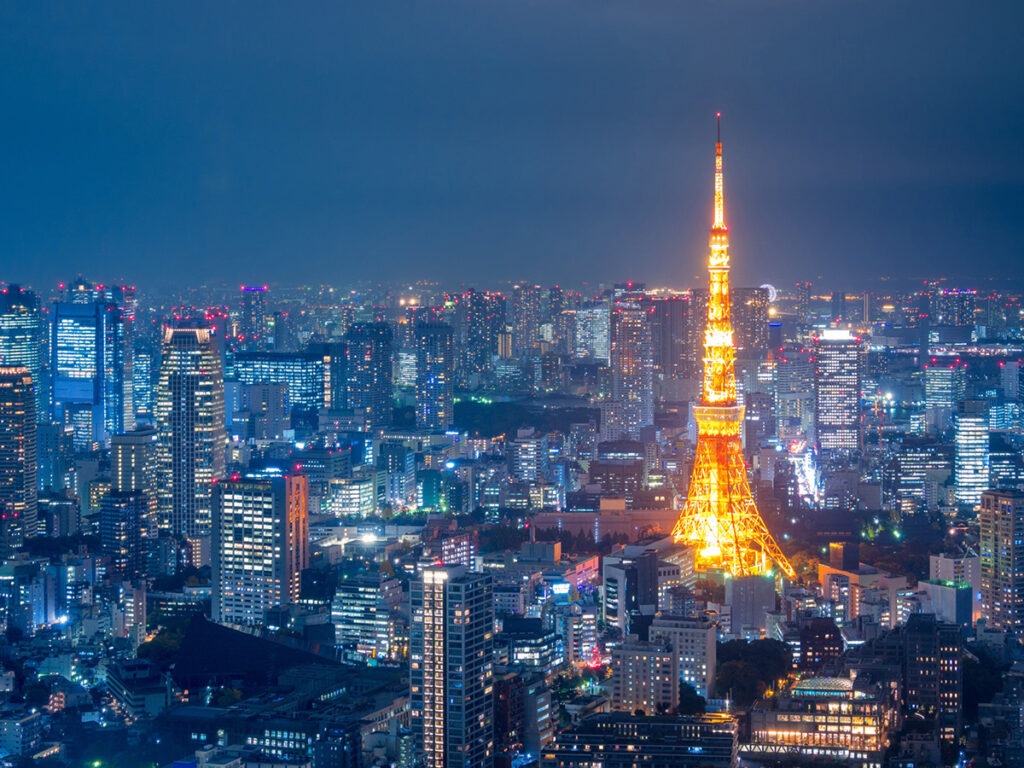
[671,116,795,578]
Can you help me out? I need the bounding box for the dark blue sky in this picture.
[2,1,1023,291]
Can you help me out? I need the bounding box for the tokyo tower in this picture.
[671,116,795,578]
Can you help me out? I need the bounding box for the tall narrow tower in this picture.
[671,116,794,578]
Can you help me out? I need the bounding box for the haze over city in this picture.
[3,1,1023,288]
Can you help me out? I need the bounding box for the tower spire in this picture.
[671,118,794,579]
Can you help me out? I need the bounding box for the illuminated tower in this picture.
[671,117,793,578]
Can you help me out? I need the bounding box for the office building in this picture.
[233,351,326,412]
[510,284,541,357]
[0,367,37,546]
[924,363,966,411]
[415,323,455,432]
[100,491,150,579]
[610,303,653,440]
[133,348,154,421]
[459,289,505,386]
[814,329,861,452]
[954,399,990,506]
[155,324,226,544]
[775,346,815,440]
[731,286,769,360]
[345,322,394,431]
[0,286,45,418]
[649,295,687,375]
[903,613,962,743]
[212,470,309,625]
[649,614,717,698]
[979,489,1024,631]
[239,285,268,350]
[51,300,132,448]
[610,641,679,714]
[332,574,403,660]
[542,714,738,768]
[574,303,611,364]
[411,566,494,768]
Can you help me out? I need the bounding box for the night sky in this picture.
[2,1,1023,291]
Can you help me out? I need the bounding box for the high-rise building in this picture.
[574,303,611,364]
[610,641,679,715]
[332,574,403,660]
[774,346,815,440]
[0,286,45,418]
[511,284,541,357]
[649,295,687,375]
[111,426,159,520]
[886,438,952,515]
[924,363,966,410]
[133,348,155,422]
[813,329,862,453]
[345,322,394,431]
[51,300,132,448]
[649,614,717,698]
[415,323,455,432]
[155,324,226,545]
[795,281,812,323]
[212,470,309,625]
[100,491,150,579]
[932,288,976,327]
[411,566,494,768]
[830,290,846,322]
[233,351,327,412]
[239,285,268,350]
[902,613,962,744]
[670,118,793,579]
[0,367,37,547]
[731,287,769,361]
[459,290,505,387]
[610,303,653,440]
[954,399,990,506]
[979,489,1024,631]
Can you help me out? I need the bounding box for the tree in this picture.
[678,682,707,715]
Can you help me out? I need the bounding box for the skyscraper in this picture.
[610,303,653,440]
[212,469,309,625]
[0,286,45,418]
[813,329,862,453]
[345,322,394,431]
[649,295,687,375]
[954,399,990,506]
[111,427,159,543]
[411,565,494,768]
[51,300,132,448]
[415,323,455,432]
[100,491,150,579]
[459,290,505,387]
[233,351,327,411]
[155,324,226,548]
[979,489,1024,631]
[670,117,793,579]
[0,367,37,548]
[239,285,268,350]
[731,287,769,361]
[924,363,967,411]
[511,284,541,357]
[574,303,611,364]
